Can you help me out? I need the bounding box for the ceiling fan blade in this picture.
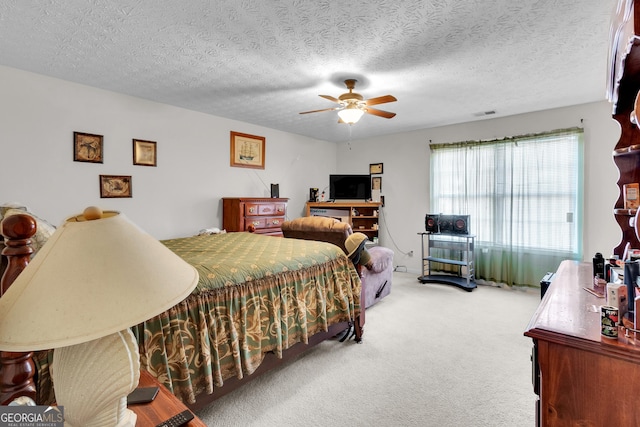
[299,107,340,115]
[365,95,397,106]
[319,94,340,103]
[364,107,396,119]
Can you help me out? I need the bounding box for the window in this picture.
[429,128,583,286]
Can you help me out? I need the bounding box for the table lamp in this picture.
[0,207,199,426]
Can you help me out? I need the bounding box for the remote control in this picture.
[155,409,194,427]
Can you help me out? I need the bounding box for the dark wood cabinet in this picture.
[524,261,640,426]
[608,0,640,256]
[223,197,288,236]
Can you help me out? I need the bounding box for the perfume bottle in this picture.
[593,252,605,279]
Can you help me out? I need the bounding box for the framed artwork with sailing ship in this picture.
[230,131,265,169]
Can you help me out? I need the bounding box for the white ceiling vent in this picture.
[474,110,497,117]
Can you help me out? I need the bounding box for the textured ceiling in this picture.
[0,0,615,143]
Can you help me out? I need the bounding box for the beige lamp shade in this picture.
[0,209,199,351]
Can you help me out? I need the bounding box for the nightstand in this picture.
[129,370,206,427]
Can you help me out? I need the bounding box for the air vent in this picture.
[473,110,496,117]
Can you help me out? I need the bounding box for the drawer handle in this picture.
[252,221,260,226]
[248,207,256,213]
[272,219,280,225]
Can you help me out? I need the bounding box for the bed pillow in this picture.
[3,208,56,254]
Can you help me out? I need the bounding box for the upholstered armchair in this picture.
[281,216,393,308]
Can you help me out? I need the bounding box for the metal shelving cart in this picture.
[418,232,476,291]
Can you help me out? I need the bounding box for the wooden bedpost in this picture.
[0,213,37,405]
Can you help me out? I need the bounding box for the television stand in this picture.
[306,201,382,242]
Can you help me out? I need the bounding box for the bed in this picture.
[0,210,363,412]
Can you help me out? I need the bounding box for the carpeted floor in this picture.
[194,272,541,426]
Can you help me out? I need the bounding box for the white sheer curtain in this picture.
[429,128,583,287]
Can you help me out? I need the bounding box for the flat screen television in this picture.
[329,174,372,201]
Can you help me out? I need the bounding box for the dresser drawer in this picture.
[245,216,284,230]
[264,216,284,228]
[245,203,286,216]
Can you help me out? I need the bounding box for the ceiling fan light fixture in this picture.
[337,105,364,124]
[299,79,396,122]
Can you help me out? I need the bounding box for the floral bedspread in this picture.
[35,232,361,405]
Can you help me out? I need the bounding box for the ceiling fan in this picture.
[299,79,397,124]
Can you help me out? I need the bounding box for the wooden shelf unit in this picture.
[306,201,381,241]
[608,0,640,256]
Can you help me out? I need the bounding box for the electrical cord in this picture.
[378,208,412,256]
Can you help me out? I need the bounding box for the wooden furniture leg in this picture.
[353,264,365,343]
[0,214,37,405]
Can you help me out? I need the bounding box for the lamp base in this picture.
[114,409,137,427]
[64,407,137,427]
[52,330,140,427]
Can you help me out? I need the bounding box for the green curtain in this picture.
[429,128,584,287]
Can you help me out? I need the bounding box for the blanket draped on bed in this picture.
[34,232,360,405]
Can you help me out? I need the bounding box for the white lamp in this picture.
[0,207,199,427]
[337,104,365,124]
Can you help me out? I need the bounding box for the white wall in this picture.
[0,65,624,279]
[0,66,336,239]
[338,102,622,274]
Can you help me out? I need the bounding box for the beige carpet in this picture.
[194,272,541,426]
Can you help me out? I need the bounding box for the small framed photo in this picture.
[74,132,103,163]
[230,131,265,169]
[133,139,157,166]
[369,163,383,174]
[372,176,382,191]
[100,175,132,198]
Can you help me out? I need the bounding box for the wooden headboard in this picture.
[0,213,38,404]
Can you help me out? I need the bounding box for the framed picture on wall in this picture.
[74,132,103,163]
[372,176,382,191]
[133,139,157,166]
[100,175,132,198]
[369,163,383,174]
[230,131,265,169]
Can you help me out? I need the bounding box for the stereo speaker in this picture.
[425,214,440,233]
[451,215,470,234]
[270,183,279,198]
[436,214,470,234]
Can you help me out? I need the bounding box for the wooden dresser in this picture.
[524,260,640,426]
[222,197,288,236]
